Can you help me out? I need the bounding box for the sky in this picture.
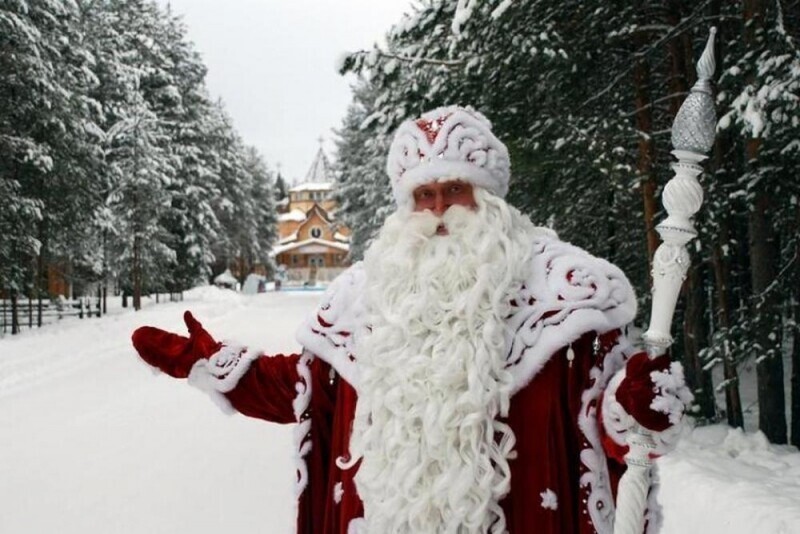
[157,0,414,184]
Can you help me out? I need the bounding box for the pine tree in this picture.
[332,80,393,261]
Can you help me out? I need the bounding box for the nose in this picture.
[432,191,448,217]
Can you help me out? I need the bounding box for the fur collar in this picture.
[295,233,637,394]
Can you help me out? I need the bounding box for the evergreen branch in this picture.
[621,92,689,117]
[350,49,465,68]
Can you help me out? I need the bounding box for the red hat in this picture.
[386,106,510,208]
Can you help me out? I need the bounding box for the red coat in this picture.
[187,236,661,534]
[222,330,634,534]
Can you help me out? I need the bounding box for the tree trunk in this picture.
[748,148,786,443]
[707,12,743,428]
[711,234,744,428]
[791,207,800,447]
[133,234,142,311]
[683,262,716,420]
[632,38,659,267]
[37,251,44,328]
[744,0,786,443]
[792,276,800,447]
[665,0,691,117]
[27,287,33,329]
[37,219,47,328]
[102,230,108,315]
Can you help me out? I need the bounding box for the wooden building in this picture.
[272,148,350,283]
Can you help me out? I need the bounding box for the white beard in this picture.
[345,189,542,533]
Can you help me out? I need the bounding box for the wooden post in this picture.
[11,291,19,335]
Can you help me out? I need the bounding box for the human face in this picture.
[412,180,477,217]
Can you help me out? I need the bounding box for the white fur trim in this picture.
[650,362,693,425]
[347,518,366,534]
[295,264,366,389]
[504,235,637,393]
[188,345,259,414]
[293,351,314,498]
[393,161,500,207]
[333,481,344,504]
[601,367,638,448]
[387,106,510,208]
[577,333,632,534]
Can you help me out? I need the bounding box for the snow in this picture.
[0,287,320,534]
[278,210,306,223]
[1,288,799,533]
[659,425,800,534]
[213,268,237,286]
[491,0,515,20]
[288,182,333,193]
[271,237,350,256]
[451,0,478,36]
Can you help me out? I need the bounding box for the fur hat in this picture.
[386,106,510,208]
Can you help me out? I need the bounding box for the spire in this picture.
[303,144,332,184]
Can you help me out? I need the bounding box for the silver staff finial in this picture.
[671,28,718,154]
[694,27,717,94]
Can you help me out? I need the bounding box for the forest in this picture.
[0,0,277,324]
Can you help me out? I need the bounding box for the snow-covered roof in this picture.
[271,238,349,256]
[289,182,333,192]
[278,209,306,222]
[214,269,237,285]
[279,232,298,244]
[334,232,350,242]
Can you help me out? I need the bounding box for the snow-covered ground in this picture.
[1,287,799,534]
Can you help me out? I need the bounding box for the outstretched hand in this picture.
[131,311,221,379]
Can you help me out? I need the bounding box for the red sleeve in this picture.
[224,353,302,424]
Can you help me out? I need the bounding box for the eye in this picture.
[448,184,463,194]
[416,189,434,199]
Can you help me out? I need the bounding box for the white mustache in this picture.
[406,205,476,238]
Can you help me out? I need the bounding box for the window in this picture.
[310,227,322,239]
[292,254,299,265]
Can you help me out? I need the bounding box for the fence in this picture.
[0,296,102,335]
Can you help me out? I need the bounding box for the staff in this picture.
[613,27,718,534]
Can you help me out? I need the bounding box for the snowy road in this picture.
[0,289,319,534]
[1,287,799,534]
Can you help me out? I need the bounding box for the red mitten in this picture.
[615,352,691,432]
[131,311,221,378]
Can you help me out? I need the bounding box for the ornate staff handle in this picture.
[613,28,717,534]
